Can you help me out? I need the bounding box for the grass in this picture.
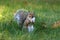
[0,0,60,40]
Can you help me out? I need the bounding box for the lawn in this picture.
[0,0,60,40]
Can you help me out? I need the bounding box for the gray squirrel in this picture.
[14,9,35,31]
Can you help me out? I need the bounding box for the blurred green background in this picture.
[0,0,60,40]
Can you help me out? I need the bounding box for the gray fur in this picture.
[14,9,30,30]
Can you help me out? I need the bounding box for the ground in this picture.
[0,0,60,40]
